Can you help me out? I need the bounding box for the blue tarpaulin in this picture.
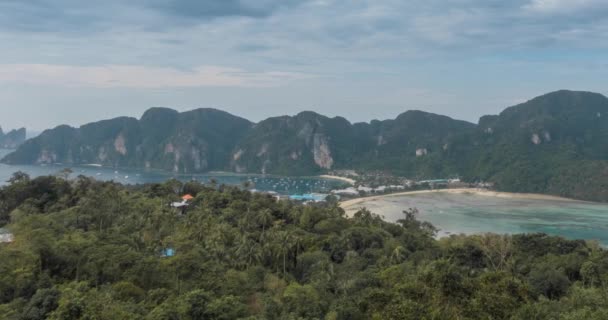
[162,248,175,257]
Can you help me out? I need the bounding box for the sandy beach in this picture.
[340,188,581,210]
[338,188,608,243]
[319,175,356,185]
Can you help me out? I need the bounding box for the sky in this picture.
[0,0,607,131]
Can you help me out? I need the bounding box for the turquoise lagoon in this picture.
[344,192,608,245]
[4,148,608,244]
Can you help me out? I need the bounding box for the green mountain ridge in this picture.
[3,90,608,201]
[452,90,608,200]
[2,108,252,173]
[0,127,26,149]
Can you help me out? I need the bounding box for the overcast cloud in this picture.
[0,0,607,130]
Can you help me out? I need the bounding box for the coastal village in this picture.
[0,170,493,245]
[255,170,495,205]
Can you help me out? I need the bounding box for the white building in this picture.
[374,186,387,193]
[332,187,359,196]
[357,186,374,193]
[171,200,189,208]
[0,228,13,243]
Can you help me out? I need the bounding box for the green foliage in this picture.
[0,175,607,319]
[4,90,608,202]
[2,108,252,173]
[5,90,608,201]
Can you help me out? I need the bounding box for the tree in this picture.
[283,283,324,318]
[235,236,262,269]
[56,168,73,180]
[528,264,571,299]
[389,246,407,264]
[257,209,274,237]
[0,175,606,319]
[206,295,248,320]
[477,233,513,272]
[274,231,295,276]
[184,289,213,320]
[8,171,30,184]
[20,288,60,320]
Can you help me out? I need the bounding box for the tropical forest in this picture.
[1,173,607,319]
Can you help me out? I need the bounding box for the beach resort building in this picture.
[332,187,359,196]
[289,193,329,202]
[357,186,374,193]
[171,194,195,214]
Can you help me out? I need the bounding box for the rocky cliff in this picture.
[4,90,608,201]
[0,127,26,149]
[2,108,252,173]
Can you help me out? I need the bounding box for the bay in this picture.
[5,148,608,245]
[343,192,608,245]
[0,149,347,194]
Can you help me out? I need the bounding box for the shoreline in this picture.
[318,175,356,185]
[340,188,584,210]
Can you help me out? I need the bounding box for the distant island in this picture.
[0,127,26,149]
[3,90,608,202]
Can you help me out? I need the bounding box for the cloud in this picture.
[0,0,607,90]
[523,0,608,14]
[151,0,304,19]
[0,0,123,33]
[0,0,305,33]
[1,0,608,133]
[0,64,312,88]
[2,0,608,58]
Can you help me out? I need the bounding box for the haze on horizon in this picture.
[0,0,607,131]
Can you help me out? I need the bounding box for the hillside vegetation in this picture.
[1,174,608,319]
[4,90,608,201]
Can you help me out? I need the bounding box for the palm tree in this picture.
[257,209,274,237]
[235,236,262,269]
[276,231,295,276]
[390,246,407,264]
[291,231,305,266]
[185,212,209,241]
[259,229,280,272]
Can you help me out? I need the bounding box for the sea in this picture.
[343,192,608,246]
[0,149,348,195]
[4,148,608,245]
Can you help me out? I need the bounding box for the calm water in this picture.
[6,148,608,244]
[344,192,608,245]
[0,149,347,195]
